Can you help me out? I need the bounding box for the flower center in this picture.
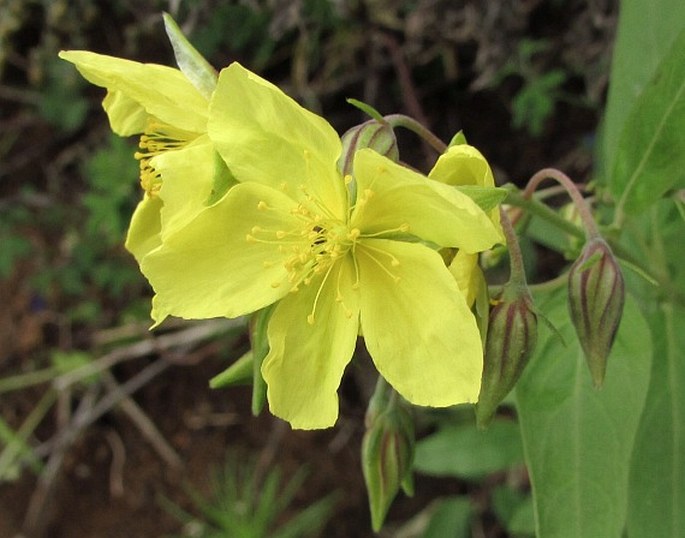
[247,180,411,325]
[248,200,359,291]
[134,119,197,197]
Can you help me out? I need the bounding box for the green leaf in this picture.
[414,419,524,480]
[601,0,685,177]
[515,289,651,538]
[627,303,685,537]
[422,496,472,538]
[492,485,535,537]
[209,350,253,388]
[611,26,685,216]
[163,12,217,100]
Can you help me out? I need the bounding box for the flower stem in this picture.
[500,207,528,286]
[523,168,600,238]
[505,187,586,241]
[384,114,448,154]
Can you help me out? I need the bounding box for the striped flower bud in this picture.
[338,119,399,176]
[568,237,625,388]
[362,379,414,532]
[476,283,538,428]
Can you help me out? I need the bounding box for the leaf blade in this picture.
[515,290,651,538]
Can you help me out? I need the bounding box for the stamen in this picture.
[358,244,401,283]
[134,118,197,197]
[360,223,411,239]
[307,263,336,325]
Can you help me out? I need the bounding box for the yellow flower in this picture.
[59,50,231,262]
[142,63,503,429]
[429,144,503,307]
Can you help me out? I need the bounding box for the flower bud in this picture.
[568,237,625,388]
[338,119,399,176]
[362,379,414,532]
[476,283,538,428]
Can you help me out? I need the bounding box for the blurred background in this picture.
[0,1,616,536]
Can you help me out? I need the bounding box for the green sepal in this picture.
[455,185,508,213]
[249,306,273,416]
[346,98,385,122]
[448,130,468,147]
[162,12,217,100]
[206,152,238,206]
[209,350,253,388]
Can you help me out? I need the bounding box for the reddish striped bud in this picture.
[568,237,625,388]
[338,119,399,176]
[476,284,538,428]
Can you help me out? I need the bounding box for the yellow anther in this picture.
[257,201,269,211]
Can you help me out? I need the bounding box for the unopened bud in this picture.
[568,237,625,388]
[476,283,538,428]
[338,119,399,176]
[362,379,414,532]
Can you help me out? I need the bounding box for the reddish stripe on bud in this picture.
[476,284,538,428]
[568,237,625,387]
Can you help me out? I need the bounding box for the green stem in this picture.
[499,207,528,286]
[505,187,586,241]
[506,185,678,301]
[384,114,448,154]
[524,168,599,238]
[0,389,56,475]
[0,367,58,395]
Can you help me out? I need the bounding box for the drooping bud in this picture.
[568,237,625,388]
[476,282,538,428]
[361,378,414,532]
[338,119,399,176]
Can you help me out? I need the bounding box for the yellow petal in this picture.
[208,63,346,219]
[428,144,495,187]
[448,251,485,308]
[353,149,501,253]
[141,182,302,322]
[125,197,163,264]
[102,90,149,136]
[262,256,360,429]
[357,239,483,406]
[59,50,207,133]
[429,144,502,231]
[154,135,229,240]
